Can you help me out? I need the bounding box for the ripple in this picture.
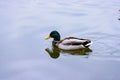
[86,32,120,58]
[53,11,87,17]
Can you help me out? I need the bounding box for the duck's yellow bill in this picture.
[45,35,51,40]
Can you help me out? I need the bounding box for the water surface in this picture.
[0,0,120,80]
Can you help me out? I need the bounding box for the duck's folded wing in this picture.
[61,38,90,45]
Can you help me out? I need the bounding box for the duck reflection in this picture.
[45,46,60,59]
[45,46,92,59]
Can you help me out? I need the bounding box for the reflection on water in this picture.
[45,46,92,59]
[45,47,60,59]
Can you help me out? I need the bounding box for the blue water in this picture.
[0,0,120,80]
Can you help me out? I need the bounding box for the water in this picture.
[0,0,120,80]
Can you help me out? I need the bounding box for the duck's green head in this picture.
[45,30,60,41]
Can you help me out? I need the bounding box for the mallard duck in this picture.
[45,30,92,50]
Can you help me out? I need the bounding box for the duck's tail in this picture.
[83,40,92,47]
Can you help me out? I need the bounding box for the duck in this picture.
[45,30,92,50]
